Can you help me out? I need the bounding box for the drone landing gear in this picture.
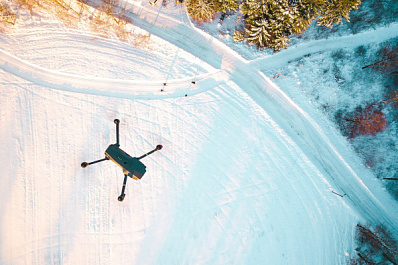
[118,174,128,202]
[81,157,109,168]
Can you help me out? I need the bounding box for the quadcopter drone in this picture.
[81,119,163,202]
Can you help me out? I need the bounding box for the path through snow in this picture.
[1,2,398,265]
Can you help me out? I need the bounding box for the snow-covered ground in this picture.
[1,1,397,264]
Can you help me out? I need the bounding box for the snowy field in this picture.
[1,1,398,264]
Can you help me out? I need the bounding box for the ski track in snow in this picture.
[1,1,398,265]
[0,47,227,99]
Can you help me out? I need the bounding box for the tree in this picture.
[232,30,244,42]
[185,0,216,23]
[0,3,16,25]
[317,0,361,28]
[345,105,388,138]
[210,0,238,13]
[352,223,398,265]
[362,45,398,75]
[241,0,268,23]
[245,18,271,49]
[184,0,362,51]
[242,0,296,51]
[271,35,290,51]
[241,0,360,51]
[376,88,398,108]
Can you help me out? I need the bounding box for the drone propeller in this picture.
[137,145,163,160]
[81,157,108,168]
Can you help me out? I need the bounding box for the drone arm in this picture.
[114,119,120,146]
[81,157,108,168]
[137,145,163,160]
[118,174,128,202]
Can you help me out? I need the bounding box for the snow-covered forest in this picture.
[185,0,362,51]
[185,0,398,208]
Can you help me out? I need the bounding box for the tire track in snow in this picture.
[1,29,188,80]
[2,0,398,246]
[229,69,398,235]
[147,81,348,264]
[252,22,398,71]
[113,2,398,238]
[0,48,227,99]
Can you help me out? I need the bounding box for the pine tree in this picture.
[186,0,363,51]
[185,0,216,23]
[232,30,244,42]
[317,0,361,28]
[243,0,297,51]
[210,0,239,13]
[245,19,271,49]
[289,0,322,33]
[241,0,268,24]
[271,35,290,51]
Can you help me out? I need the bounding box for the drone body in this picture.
[81,119,162,202]
[105,144,146,180]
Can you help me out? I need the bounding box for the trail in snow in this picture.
[252,22,398,71]
[0,48,227,99]
[1,0,397,234]
[91,3,398,237]
[1,21,397,99]
[0,74,357,264]
[0,27,213,80]
[1,1,398,264]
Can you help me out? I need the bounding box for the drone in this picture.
[81,119,163,202]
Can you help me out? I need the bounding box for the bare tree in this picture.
[345,105,388,138]
[362,46,398,75]
[0,2,16,25]
[352,223,398,265]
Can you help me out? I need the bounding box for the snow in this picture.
[0,1,397,264]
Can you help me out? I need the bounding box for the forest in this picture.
[184,0,361,51]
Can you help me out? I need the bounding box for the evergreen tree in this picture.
[184,0,362,51]
[243,0,296,51]
[271,35,290,51]
[241,0,268,24]
[232,30,245,42]
[210,0,239,13]
[317,0,361,28]
[291,0,326,33]
[185,0,215,23]
[245,18,271,49]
